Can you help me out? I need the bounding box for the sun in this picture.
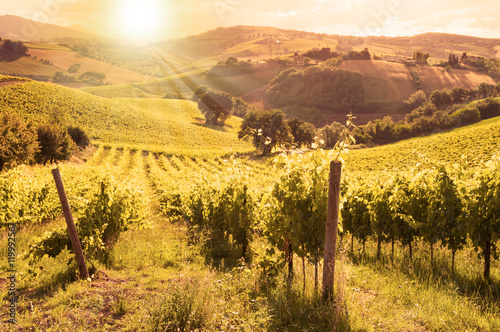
[113,0,168,42]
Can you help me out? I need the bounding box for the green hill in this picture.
[0,78,253,156]
[345,112,500,174]
[81,65,280,100]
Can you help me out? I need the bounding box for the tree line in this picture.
[319,85,500,147]
[0,112,90,172]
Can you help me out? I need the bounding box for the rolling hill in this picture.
[339,60,496,105]
[345,111,500,174]
[0,15,97,41]
[0,77,253,156]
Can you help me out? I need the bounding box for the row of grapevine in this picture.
[343,156,500,279]
[148,148,500,282]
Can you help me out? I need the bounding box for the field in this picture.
[27,49,154,85]
[2,22,500,330]
[340,60,496,105]
[0,79,253,155]
[2,83,500,329]
[82,66,280,100]
[0,56,60,80]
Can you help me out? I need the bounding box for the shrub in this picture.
[67,126,91,149]
[475,98,500,120]
[449,107,481,127]
[0,112,39,171]
[36,124,73,165]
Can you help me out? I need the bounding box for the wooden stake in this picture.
[323,161,341,301]
[52,168,89,280]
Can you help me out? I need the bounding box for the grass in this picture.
[345,115,500,174]
[344,238,500,331]
[0,79,254,155]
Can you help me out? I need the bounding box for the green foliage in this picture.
[287,117,315,147]
[68,64,80,74]
[266,66,365,114]
[0,81,253,155]
[317,121,344,148]
[1,39,29,57]
[183,160,256,262]
[304,47,342,61]
[147,278,210,331]
[449,107,480,127]
[475,98,500,119]
[67,125,91,149]
[238,109,293,155]
[36,124,73,165]
[414,51,430,65]
[53,71,75,83]
[25,174,148,265]
[430,89,453,109]
[465,155,500,279]
[402,90,426,111]
[198,88,234,126]
[0,112,39,171]
[266,151,331,268]
[0,167,60,227]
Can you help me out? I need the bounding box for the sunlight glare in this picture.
[114,0,168,42]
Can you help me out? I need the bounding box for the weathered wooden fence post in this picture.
[323,160,342,301]
[52,168,89,280]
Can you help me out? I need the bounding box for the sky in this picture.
[1,0,500,41]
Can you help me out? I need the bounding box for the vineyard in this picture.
[2,112,500,329]
[0,78,254,156]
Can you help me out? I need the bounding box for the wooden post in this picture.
[323,161,342,301]
[52,168,89,280]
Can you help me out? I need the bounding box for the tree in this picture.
[451,87,467,104]
[238,109,293,155]
[430,90,452,109]
[402,90,426,111]
[414,51,430,65]
[68,64,81,74]
[476,98,500,119]
[36,124,73,165]
[198,89,234,126]
[2,40,29,57]
[266,66,365,114]
[287,118,315,147]
[67,126,91,149]
[192,85,209,102]
[317,122,344,148]
[0,112,39,172]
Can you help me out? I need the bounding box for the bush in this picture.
[449,107,480,126]
[402,90,426,111]
[0,112,39,171]
[67,126,91,149]
[475,98,500,120]
[36,124,73,165]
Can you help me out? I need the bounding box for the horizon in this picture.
[0,0,499,43]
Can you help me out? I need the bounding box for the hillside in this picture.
[345,112,500,174]
[27,48,154,85]
[0,55,61,80]
[81,65,280,99]
[0,15,96,41]
[340,60,496,106]
[0,78,253,155]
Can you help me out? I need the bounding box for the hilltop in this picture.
[0,15,97,41]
